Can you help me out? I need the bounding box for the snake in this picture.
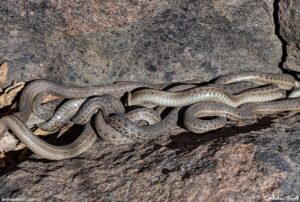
[182,72,300,134]
[183,96,300,134]
[178,71,299,134]
[106,84,198,142]
[215,71,300,90]
[106,107,180,142]
[0,115,97,160]
[17,79,165,121]
[288,88,300,98]
[72,95,125,125]
[32,92,65,120]
[183,101,256,134]
[240,97,300,115]
[127,85,286,108]
[37,98,87,132]
[95,108,162,144]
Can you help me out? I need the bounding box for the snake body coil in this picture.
[0,115,96,160]
[241,98,300,115]
[183,102,255,134]
[95,108,161,144]
[107,108,180,142]
[38,98,87,132]
[215,71,300,90]
[128,85,286,108]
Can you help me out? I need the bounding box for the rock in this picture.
[1,0,299,201]
[0,115,299,201]
[0,0,281,87]
[279,0,300,71]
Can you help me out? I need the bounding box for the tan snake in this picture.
[127,85,286,108]
[240,97,300,115]
[215,71,300,90]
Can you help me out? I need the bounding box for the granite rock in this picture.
[0,0,281,87]
[279,0,300,72]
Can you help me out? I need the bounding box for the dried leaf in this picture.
[0,63,8,85]
[0,81,25,108]
[14,143,26,151]
[34,128,53,136]
[42,94,61,103]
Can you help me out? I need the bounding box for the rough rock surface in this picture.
[279,0,300,72]
[0,0,281,87]
[0,115,299,201]
[1,0,300,201]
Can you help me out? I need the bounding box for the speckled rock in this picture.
[0,0,281,87]
[279,0,300,71]
[0,115,299,201]
[1,1,299,201]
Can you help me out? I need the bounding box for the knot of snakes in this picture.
[2,71,300,160]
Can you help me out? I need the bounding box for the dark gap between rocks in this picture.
[273,0,287,70]
[272,0,300,81]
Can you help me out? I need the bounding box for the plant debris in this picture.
[0,81,25,109]
[0,63,8,85]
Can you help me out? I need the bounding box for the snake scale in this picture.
[1,71,300,160]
